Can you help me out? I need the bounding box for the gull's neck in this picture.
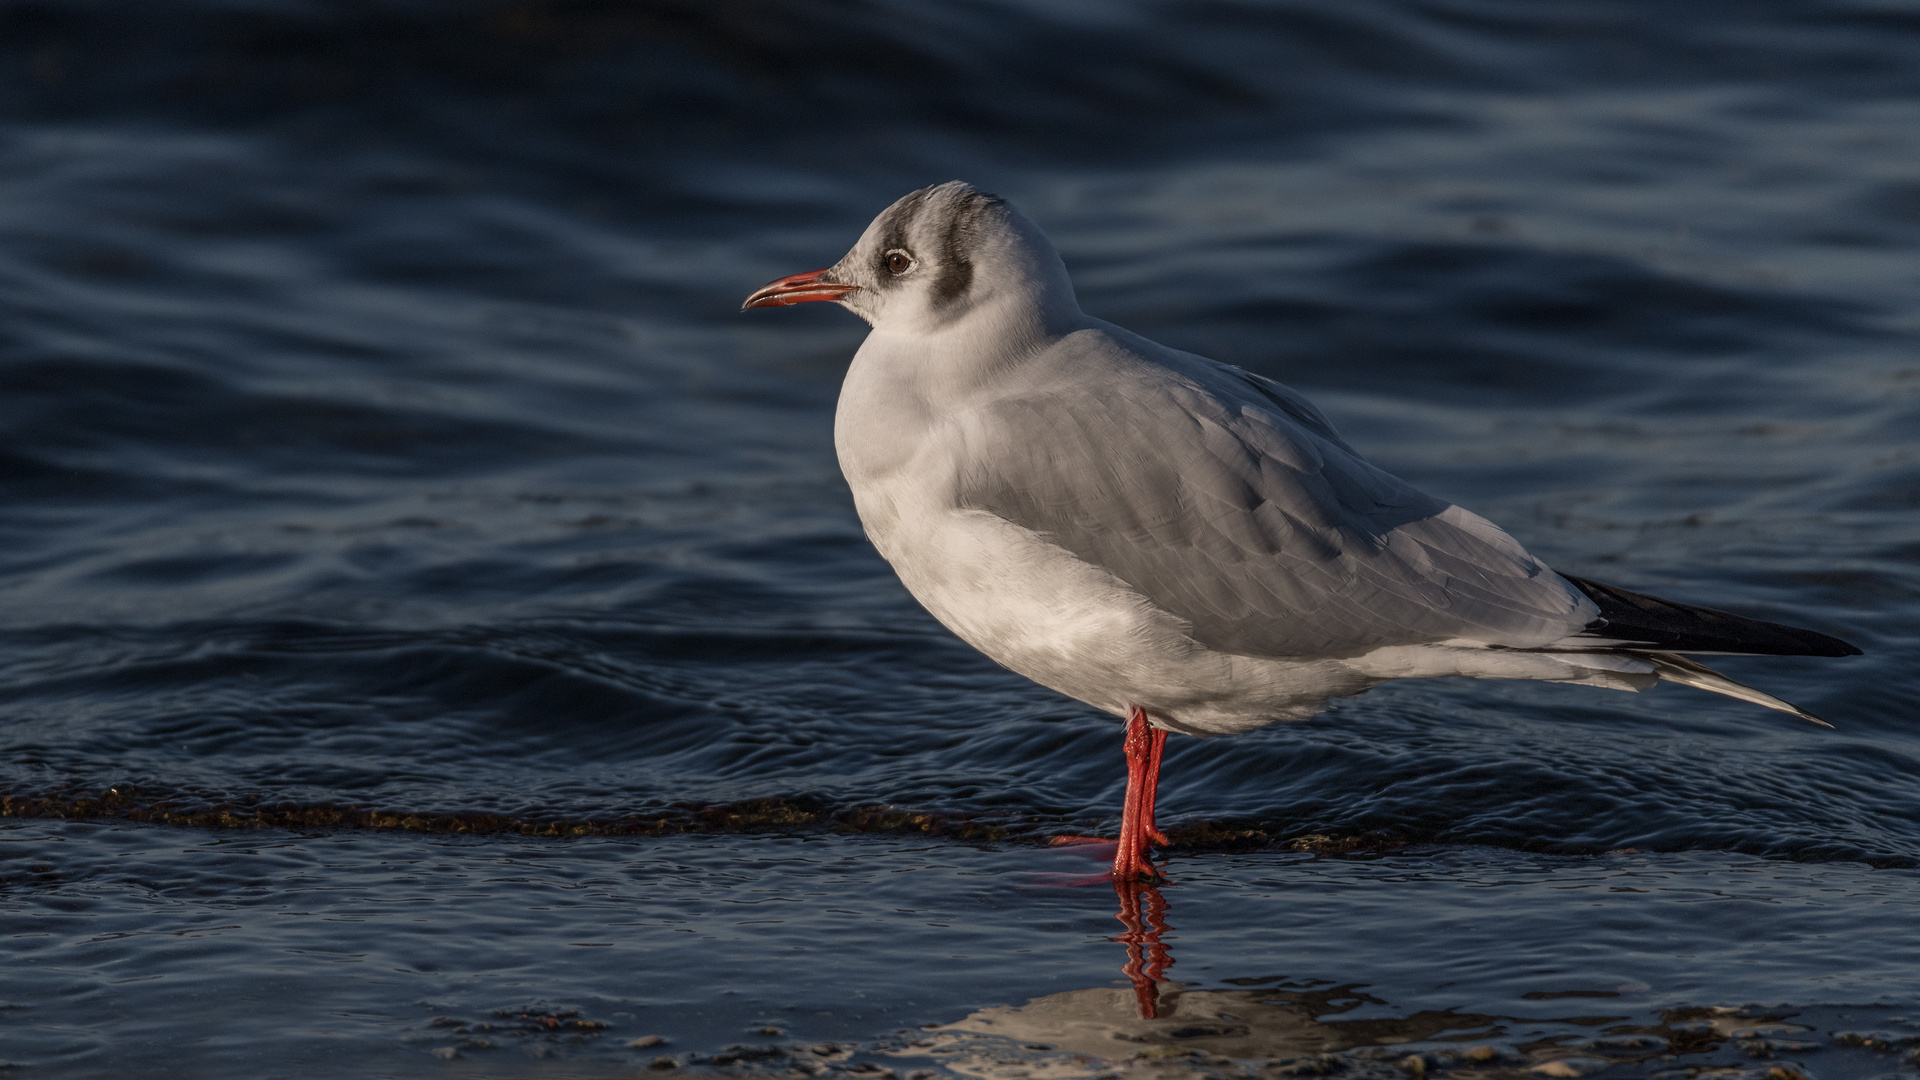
[866,290,1088,401]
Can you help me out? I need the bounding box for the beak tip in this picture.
[742,268,858,311]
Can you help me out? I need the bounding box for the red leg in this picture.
[1144,724,1169,846]
[1044,706,1170,880]
[1113,706,1166,881]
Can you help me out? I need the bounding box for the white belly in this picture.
[855,478,1374,735]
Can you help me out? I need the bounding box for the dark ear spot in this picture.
[931,192,1001,308]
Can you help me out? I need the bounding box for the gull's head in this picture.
[743,181,1079,338]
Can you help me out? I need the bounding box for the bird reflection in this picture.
[1111,878,1174,1018]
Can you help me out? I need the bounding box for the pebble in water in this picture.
[1834,1033,1920,1052]
[1530,1060,1610,1078]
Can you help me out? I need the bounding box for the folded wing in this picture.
[956,336,1596,659]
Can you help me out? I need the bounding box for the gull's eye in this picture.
[883,250,914,275]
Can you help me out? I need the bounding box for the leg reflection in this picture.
[1111,878,1174,1019]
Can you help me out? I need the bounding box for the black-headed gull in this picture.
[744,181,1862,881]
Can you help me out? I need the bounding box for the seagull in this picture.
[743,181,1862,881]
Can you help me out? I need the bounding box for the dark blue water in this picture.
[2,1,1917,1076]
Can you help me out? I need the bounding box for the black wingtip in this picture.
[1564,575,1864,658]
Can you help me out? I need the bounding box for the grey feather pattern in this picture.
[955,327,1594,658]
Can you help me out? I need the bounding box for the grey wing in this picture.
[1208,360,1362,457]
[957,366,1594,659]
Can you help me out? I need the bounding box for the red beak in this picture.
[741,268,861,310]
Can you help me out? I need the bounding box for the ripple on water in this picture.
[8,823,1920,1076]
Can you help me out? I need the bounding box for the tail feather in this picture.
[1644,652,1833,728]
